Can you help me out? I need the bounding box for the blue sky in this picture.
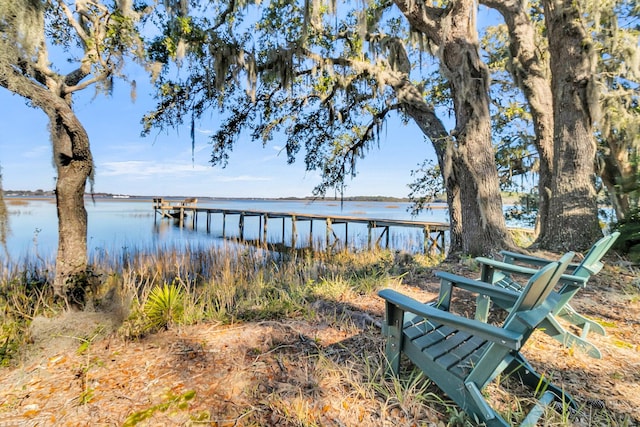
[0,69,433,199]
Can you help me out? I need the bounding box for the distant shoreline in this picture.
[4,194,449,208]
[3,192,426,204]
[2,192,530,207]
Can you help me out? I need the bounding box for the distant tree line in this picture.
[3,190,54,197]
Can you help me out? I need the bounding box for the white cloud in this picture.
[101,142,147,155]
[98,160,272,184]
[218,175,271,183]
[99,160,210,177]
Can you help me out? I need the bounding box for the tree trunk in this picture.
[439,0,514,255]
[444,164,464,254]
[395,0,514,256]
[599,135,633,221]
[51,107,93,301]
[0,172,7,253]
[538,0,601,251]
[451,122,512,255]
[1,71,94,300]
[483,0,555,241]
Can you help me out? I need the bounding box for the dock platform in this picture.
[153,198,198,223]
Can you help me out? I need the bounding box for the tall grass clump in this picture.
[0,257,57,365]
[301,347,449,425]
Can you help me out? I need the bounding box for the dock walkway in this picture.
[153,198,449,254]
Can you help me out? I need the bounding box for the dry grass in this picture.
[0,247,638,426]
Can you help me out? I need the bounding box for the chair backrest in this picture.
[504,252,574,324]
[573,232,620,278]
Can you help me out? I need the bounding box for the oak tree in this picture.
[0,0,149,302]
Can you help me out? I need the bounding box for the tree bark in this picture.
[599,134,633,221]
[538,0,602,251]
[439,0,514,255]
[51,105,93,300]
[482,0,554,241]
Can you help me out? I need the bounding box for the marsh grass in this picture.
[6,199,29,206]
[1,244,415,350]
[0,258,57,365]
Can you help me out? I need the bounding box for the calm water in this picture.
[3,197,450,260]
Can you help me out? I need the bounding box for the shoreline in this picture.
[4,194,451,208]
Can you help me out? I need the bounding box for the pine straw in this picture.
[0,257,638,426]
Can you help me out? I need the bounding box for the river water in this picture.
[3,197,450,261]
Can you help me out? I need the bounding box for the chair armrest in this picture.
[500,250,581,271]
[379,289,523,350]
[500,250,553,267]
[477,257,541,276]
[435,271,520,303]
[476,257,588,288]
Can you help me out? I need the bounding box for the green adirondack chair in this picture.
[475,232,620,358]
[379,253,575,427]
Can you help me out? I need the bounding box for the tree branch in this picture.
[58,1,90,46]
[65,67,91,88]
[391,0,445,46]
[64,75,104,93]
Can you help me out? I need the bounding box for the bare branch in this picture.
[58,1,91,45]
[64,74,103,93]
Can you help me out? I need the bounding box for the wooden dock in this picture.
[153,198,198,224]
[153,198,449,254]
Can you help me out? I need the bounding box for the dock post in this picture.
[385,226,390,248]
[291,216,297,249]
[239,213,245,241]
[344,222,348,250]
[326,218,332,250]
[423,226,429,255]
[309,220,313,248]
[263,214,269,246]
[222,213,226,238]
[367,222,372,250]
[206,212,211,233]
